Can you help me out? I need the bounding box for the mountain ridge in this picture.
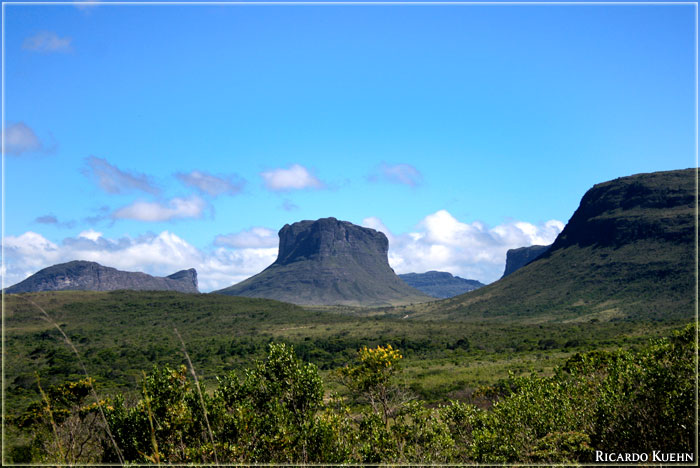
[5,260,199,294]
[399,271,484,299]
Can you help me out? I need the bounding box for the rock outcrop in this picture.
[501,245,550,278]
[215,217,433,306]
[399,271,484,299]
[5,261,198,294]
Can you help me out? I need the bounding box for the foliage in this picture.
[214,342,325,463]
[15,377,107,463]
[9,324,697,464]
[6,289,688,423]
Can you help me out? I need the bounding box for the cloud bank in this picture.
[363,210,564,283]
[2,230,277,292]
[3,210,563,293]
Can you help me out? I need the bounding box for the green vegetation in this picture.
[4,290,694,462]
[9,324,696,463]
[5,290,688,417]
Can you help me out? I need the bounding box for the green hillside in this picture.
[404,168,696,322]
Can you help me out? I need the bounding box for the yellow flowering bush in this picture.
[338,345,405,426]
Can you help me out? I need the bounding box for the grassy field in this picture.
[4,290,691,421]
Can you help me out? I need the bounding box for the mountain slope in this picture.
[5,261,199,294]
[406,169,696,322]
[399,271,484,298]
[215,217,433,306]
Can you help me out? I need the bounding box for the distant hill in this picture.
[215,217,433,306]
[501,245,550,278]
[5,261,198,294]
[405,169,696,323]
[399,271,485,299]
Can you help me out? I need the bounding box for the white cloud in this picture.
[4,122,44,155]
[2,230,278,292]
[214,227,278,249]
[261,164,323,191]
[362,210,564,283]
[84,156,160,195]
[22,31,72,53]
[112,196,207,222]
[78,229,103,241]
[370,163,423,187]
[175,170,245,197]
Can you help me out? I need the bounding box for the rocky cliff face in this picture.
[215,217,433,306]
[399,271,484,299]
[501,245,550,278]
[5,261,198,294]
[550,170,696,249]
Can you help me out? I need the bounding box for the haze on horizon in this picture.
[3,3,695,291]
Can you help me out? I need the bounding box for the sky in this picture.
[2,1,696,292]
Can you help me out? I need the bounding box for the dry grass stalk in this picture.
[22,296,125,464]
[173,327,219,465]
[141,371,161,464]
[35,372,66,462]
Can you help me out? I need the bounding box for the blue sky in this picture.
[3,2,696,291]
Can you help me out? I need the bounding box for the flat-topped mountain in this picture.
[215,217,433,306]
[501,245,550,278]
[399,271,484,299]
[5,261,198,294]
[407,168,696,322]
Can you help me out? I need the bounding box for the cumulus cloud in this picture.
[22,31,72,53]
[261,164,323,191]
[214,227,278,249]
[4,122,46,156]
[175,170,245,197]
[363,210,564,283]
[2,230,278,292]
[112,196,207,222]
[369,163,423,187]
[84,156,160,195]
